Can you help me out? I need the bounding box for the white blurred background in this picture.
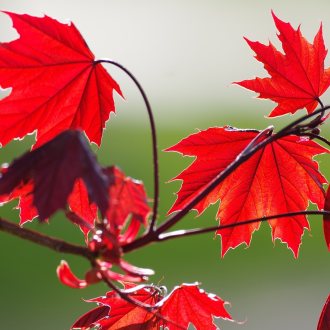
[1,1,330,124]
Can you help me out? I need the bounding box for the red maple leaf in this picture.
[0,11,122,147]
[318,294,330,330]
[0,130,109,220]
[166,127,327,256]
[71,283,232,329]
[235,12,330,117]
[159,283,232,330]
[323,186,330,251]
[104,166,150,239]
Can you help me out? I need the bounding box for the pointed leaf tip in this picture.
[0,11,122,147]
[235,12,330,116]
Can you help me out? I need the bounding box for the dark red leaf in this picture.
[318,294,330,330]
[323,187,330,251]
[0,130,109,220]
[0,11,122,147]
[166,127,327,256]
[72,306,110,329]
[235,12,330,117]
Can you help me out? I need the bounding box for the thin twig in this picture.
[0,217,94,260]
[158,210,330,241]
[95,59,160,232]
[303,133,330,147]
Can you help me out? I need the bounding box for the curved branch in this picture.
[95,59,159,232]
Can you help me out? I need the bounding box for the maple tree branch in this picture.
[0,217,94,261]
[123,106,330,252]
[95,59,160,232]
[157,210,330,241]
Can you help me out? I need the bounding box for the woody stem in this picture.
[0,217,94,260]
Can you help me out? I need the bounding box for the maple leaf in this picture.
[235,12,330,117]
[318,294,330,330]
[71,283,232,330]
[0,11,122,147]
[0,130,109,220]
[323,186,330,251]
[166,127,327,256]
[159,283,232,330]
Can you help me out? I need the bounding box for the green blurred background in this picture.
[0,1,330,329]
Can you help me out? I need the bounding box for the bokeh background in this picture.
[0,1,330,329]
